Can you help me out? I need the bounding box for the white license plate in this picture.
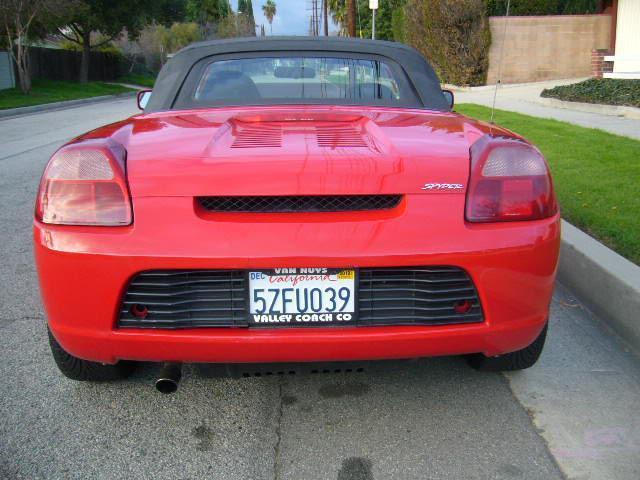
[248,268,357,326]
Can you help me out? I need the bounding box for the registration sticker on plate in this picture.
[248,268,357,326]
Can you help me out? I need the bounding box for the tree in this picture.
[0,0,75,93]
[347,0,356,36]
[186,0,231,26]
[238,0,255,22]
[327,0,346,35]
[262,0,276,35]
[328,0,406,40]
[238,0,256,36]
[151,0,188,26]
[57,0,153,83]
[159,22,202,54]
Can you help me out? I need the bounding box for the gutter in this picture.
[558,220,640,354]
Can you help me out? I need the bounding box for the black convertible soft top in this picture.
[144,36,449,113]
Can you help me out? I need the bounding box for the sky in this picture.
[232,0,340,36]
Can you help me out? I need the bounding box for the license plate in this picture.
[248,268,357,326]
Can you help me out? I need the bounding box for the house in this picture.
[601,0,640,79]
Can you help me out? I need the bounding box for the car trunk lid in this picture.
[122,106,485,198]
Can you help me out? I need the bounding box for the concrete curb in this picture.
[0,91,137,120]
[443,77,588,93]
[558,220,640,353]
[537,97,640,119]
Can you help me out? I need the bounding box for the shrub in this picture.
[391,7,406,43]
[403,0,491,86]
[541,78,640,108]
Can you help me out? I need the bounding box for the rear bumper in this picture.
[35,195,560,364]
[49,317,547,364]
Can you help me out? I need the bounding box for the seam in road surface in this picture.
[0,139,66,162]
[273,378,284,480]
[502,372,569,480]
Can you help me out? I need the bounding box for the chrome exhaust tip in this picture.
[155,363,182,394]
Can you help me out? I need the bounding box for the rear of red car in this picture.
[34,39,559,386]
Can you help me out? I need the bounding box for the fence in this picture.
[487,14,611,84]
[24,47,124,83]
[0,51,16,90]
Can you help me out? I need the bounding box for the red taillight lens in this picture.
[465,135,557,223]
[35,140,132,226]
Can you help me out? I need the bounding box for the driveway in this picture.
[1,99,639,480]
[455,79,640,140]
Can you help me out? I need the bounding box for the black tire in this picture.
[48,328,136,381]
[467,323,548,372]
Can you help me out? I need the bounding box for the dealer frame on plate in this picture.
[247,268,359,327]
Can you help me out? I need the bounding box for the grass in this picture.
[541,78,640,108]
[0,80,134,110]
[117,73,156,88]
[457,103,640,265]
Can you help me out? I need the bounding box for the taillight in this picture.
[35,139,132,226]
[465,135,557,223]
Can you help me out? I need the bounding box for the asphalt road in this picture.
[1,99,639,480]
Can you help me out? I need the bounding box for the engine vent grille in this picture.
[197,195,402,213]
[315,125,368,148]
[118,267,483,329]
[231,125,282,148]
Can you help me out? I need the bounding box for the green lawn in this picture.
[117,73,156,88]
[0,80,134,110]
[456,103,640,265]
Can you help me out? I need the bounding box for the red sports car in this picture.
[35,38,559,393]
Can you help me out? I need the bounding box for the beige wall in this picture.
[487,15,611,84]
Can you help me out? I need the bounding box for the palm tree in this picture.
[262,0,276,35]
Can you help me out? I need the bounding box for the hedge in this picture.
[541,79,640,108]
[403,0,491,86]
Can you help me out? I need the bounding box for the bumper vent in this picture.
[358,267,483,325]
[119,267,482,329]
[119,270,246,328]
[197,195,402,213]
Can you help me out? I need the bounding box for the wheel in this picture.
[467,323,547,372]
[48,328,135,381]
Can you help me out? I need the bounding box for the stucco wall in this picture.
[487,15,611,84]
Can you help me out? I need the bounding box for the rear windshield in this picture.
[179,55,421,108]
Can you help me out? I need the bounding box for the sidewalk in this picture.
[454,79,640,140]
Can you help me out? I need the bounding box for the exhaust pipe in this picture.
[155,362,182,394]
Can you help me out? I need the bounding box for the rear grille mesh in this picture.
[198,195,402,213]
[358,267,483,326]
[119,270,246,328]
[118,267,482,329]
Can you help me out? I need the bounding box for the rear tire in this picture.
[467,323,547,372]
[48,328,135,381]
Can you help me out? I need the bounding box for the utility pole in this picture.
[308,0,321,36]
[370,0,378,40]
[323,0,329,36]
[347,0,356,37]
